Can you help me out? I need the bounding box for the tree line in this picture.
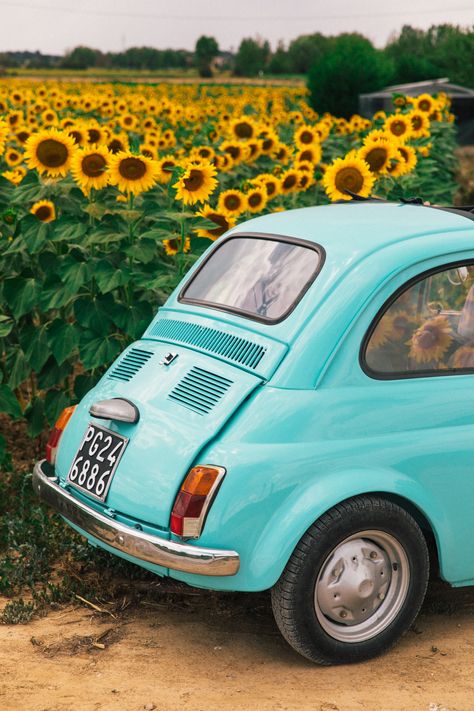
[0,24,471,88]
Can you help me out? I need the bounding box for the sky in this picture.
[0,0,472,55]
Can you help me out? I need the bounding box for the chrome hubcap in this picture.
[314,530,409,643]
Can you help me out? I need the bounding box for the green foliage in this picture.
[195,36,219,78]
[386,24,474,88]
[234,38,271,77]
[0,179,203,435]
[308,34,394,118]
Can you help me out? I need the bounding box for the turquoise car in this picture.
[33,201,474,664]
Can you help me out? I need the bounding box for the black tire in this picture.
[271,496,429,665]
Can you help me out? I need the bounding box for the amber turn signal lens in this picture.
[46,406,76,465]
[170,465,225,539]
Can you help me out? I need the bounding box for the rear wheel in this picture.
[271,496,429,664]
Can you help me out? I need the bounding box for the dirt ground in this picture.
[0,580,472,711]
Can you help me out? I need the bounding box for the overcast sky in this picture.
[0,0,472,54]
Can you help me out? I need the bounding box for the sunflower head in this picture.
[217,189,246,216]
[71,145,111,194]
[30,199,56,223]
[195,205,236,240]
[173,161,218,206]
[245,187,268,213]
[409,316,452,365]
[323,156,375,202]
[358,138,395,175]
[25,128,77,177]
[109,151,159,196]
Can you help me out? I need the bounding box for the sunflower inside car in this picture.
[33,199,474,665]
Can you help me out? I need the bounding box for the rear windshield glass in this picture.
[180,236,322,323]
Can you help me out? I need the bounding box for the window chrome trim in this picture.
[178,232,326,325]
[360,258,474,381]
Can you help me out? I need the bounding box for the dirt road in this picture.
[0,581,472,711]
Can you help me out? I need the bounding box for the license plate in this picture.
[67,423,128,502]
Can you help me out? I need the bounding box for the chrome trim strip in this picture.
[32,460,240,577]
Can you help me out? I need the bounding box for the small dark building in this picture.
[359,79,474,145]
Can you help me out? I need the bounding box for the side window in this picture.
[364,263,474,377]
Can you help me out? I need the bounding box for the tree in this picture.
[61,46,102,70]
[267,41,292,75]
[287,33,331,74]
[195,35,219,78]
[307,33,394,117]
[234,37,270,77]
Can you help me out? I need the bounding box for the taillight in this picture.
[170,465,226,539]
[46,406,76,465]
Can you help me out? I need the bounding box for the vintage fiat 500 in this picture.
[33,201,474,664]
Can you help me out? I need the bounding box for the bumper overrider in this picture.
[32,460,240,577]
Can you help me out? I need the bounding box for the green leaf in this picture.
[74,373,98,400]
[109,301,153,339]
[94,259,131,294]
[25,397,45,438]
[24,324,50,371]
[47,319,79,365]
[0,315,13,338]
[124,238,157,264]
[44,389,69,426]
[36,356,72,390]
[59,258,90,293]
[39,275,73,311]
[74,294,114,334]
[50,216,88,243]
[79,331,122,370]
[3,276,39,319]
[0,384,22,419]
[21,216,49,254]
[6,349,30,390]
[138,228,173,241]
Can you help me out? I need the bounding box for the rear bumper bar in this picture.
[32,460,240,577]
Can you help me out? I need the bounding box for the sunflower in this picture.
[2,166,26,185]
[416,93,435,114]
[25,128,77,177]
[5,148,23,167]
[323,156,375,202]
[295,145,322,164]
[71,145,111,193]
[273,142,292,163]
[409,316,452,364]
[119,114,138,131]
[140,144,158,160]
[107,133,130,154]
[384,115,412,141]
[220,141,248,164]
[217,189,246,216]
[86,125,106,145]
[195,205,236,240]
[156,155,179,184]
[163,236,191,256]
[15,127,31,145]
[368,316,393,350]
[109,151,158,196]
[41,109,58,126]
[245,187,268,213]
[173,161,218,206]
[389,145,417,176]
[280,169,300,194]
[297,170,314,190]
[407,110,430,139]
[229,116,258,141]
[30,199,56,223]
[452,344,474,369]
[358,138,395,174]
[294,125,319,149]
[252,173,281,199]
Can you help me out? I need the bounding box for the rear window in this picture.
[179,235,323,323]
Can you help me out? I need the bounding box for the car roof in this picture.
[227,202,474,265]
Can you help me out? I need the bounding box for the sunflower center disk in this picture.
[235,122,253,139]
[225,196,240,210]
[82,154,106,178]
[36,139,68,167]
[118,157,147,180]
[183,169,204,192]
[335,167,364,194]
[365,148,388,172]
[35,206,52,221]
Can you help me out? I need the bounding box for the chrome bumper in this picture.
[32,460,240,577]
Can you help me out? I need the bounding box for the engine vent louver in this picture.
[168,366,233,415]
[150,319,266,370]
[108,347,154,382]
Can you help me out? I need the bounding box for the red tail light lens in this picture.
[170,466,226,539]
[46,406,76,465]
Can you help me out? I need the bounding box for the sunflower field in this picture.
[0,80,460,447]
